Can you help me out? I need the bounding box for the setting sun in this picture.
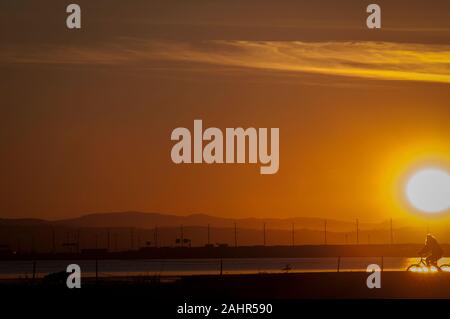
[406,168,450,214]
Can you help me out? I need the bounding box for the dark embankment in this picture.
[2,272,450,299]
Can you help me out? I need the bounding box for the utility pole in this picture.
[234,222,238,248]
[207,224,210,245]
[263,222,266,246]
[154,226,158,247]
[356,219,359,244]
[291,222,295,247]
[51,227,56,253]
[180,224,184,247]
[390,218,394,245]
[31,233,35,253]
[107,228,111,251]
[130,228,134,250]
[324,220,327,245]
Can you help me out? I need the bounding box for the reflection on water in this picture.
[1,257,450,279]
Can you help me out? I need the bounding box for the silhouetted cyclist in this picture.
[418,234,443,268]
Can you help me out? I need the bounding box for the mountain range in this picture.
[1,211,393,232]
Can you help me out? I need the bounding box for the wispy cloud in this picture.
[2,40,450,83]
[151,41,450,83]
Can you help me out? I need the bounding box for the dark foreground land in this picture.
[2,271,450,299]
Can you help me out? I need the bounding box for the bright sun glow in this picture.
[406,168,450,213]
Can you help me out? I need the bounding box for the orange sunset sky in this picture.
[0,0,449,222]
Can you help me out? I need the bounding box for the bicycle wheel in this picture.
[407,264,424,272]
[439,264,450,272]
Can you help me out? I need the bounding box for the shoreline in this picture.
[0,243,433,260]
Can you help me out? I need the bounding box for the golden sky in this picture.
[0,0,449,222]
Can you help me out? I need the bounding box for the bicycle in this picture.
[406,257,450,272]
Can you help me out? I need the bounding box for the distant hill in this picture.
[0,211,422,232]
[39,211,384,231]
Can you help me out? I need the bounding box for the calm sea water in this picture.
[1,257,449,278]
